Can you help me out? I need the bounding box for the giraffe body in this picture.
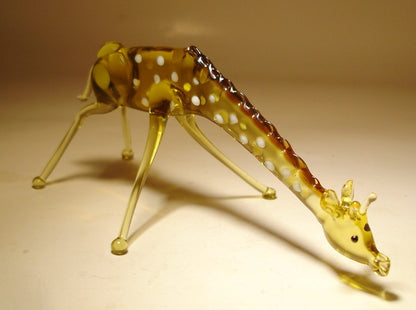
[33,41,390,277]
[93,43,324,200]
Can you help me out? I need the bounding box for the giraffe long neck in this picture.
[92,44,327,219]
[186,46,327,220]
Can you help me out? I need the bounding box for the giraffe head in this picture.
[320,180,390,276]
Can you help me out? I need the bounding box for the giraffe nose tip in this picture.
[371,252,390,276]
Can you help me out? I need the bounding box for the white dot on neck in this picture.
[264,160,275,171]
[280,168,291,178]
[229,113,238,124]
[239,135,248,145]
[256,137,266,148]
[293,183,302,193]
[213,114,224,124]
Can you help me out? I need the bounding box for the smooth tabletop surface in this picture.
[0,78,415,309]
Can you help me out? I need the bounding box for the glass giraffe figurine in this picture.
[32,41,390,276]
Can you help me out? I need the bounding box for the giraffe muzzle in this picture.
[371,252,390,276]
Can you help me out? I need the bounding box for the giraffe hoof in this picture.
[32,176,46,189]
[111,237,128,255]
[121,149,134,160]
[262,187,276,200]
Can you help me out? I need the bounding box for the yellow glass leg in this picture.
[32,102,116,189]
[176,114,276,200]
[111,114,167,255]
[120,106,134,160]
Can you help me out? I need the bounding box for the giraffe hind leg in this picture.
[32,102,117,189]
[120,106,134,160]
[176,114,276,200]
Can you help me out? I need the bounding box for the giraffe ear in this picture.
[321,190,344,217]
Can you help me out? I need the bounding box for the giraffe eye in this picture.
[351,235,359,243]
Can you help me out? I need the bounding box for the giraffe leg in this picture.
[32,102,117,189]
[176,114,276,200]
[111,114,167,255]
[120,106,134,160]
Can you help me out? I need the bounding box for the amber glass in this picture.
[33,42,389,276]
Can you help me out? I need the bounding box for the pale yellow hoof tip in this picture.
[262,187,277,200]
[121,149,134,160]
[111,237,128,255]
[32,176,46,189]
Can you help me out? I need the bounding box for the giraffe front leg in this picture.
[111,114,167,255]
[120,106,134,160]
[32,102,117,189]
[176,114,276,200]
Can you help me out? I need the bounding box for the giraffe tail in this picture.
[77,66,93,102]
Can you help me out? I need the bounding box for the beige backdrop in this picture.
[1,1,416,309]
[1,0,415,87]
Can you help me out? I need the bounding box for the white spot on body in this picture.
[133,78,140,86]
[239,135,248,145]
[154,74,160,84]
[280,168,291,178]
[213,114,224,124]
[293,183,302,193]
[141,98,149,107]
[134,54,142,63]
[256,137,266,148]
[229,113,238,124]
[156,55,165,66]
[264,160,275,171]
[171,71,179,82]
[193,77,199,85]
[191,96,200,106]
[208,94,217,103]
